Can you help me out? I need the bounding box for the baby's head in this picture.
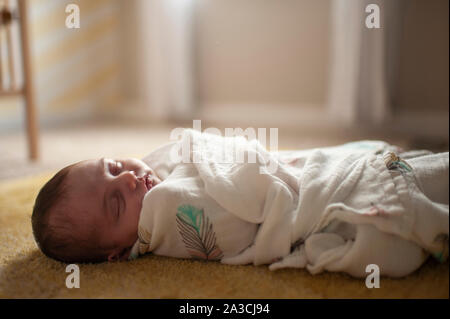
[32,158,160,263]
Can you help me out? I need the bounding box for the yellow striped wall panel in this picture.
[0,0,122,127]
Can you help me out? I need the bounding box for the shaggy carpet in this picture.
[0,173,448,298]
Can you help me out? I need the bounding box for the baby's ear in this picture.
[107,250,120,262]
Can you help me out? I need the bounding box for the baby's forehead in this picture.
[68,159,102,183]
[65,160,104,207]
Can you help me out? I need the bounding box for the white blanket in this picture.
[129,129,449,278]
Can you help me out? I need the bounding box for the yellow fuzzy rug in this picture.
[0,173,448,298]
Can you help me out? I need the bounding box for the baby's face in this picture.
[63,158,161,261]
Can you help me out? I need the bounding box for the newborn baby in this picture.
[32,158,162,263]
[32,129,449,278]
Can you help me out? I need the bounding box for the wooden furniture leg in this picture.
[17,0,39,161]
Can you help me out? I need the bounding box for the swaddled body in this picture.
[130,129,449,278]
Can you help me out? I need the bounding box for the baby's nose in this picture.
[118,170,137,190]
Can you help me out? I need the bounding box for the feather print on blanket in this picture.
[176,204,224,260]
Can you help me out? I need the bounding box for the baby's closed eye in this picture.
[109,161,123,176]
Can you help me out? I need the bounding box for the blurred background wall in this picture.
[121,0,449,137]
[0,0,448,146]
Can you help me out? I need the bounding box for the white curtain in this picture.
[327,0,405,126]
[135,0,195,121]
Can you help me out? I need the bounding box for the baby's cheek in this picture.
[134,198,144,220]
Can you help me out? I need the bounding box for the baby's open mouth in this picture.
[144,174,153,191]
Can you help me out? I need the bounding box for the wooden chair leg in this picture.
[24,89,39,161]
[18,0,39,161]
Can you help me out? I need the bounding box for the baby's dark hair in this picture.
[31,163,109,263]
